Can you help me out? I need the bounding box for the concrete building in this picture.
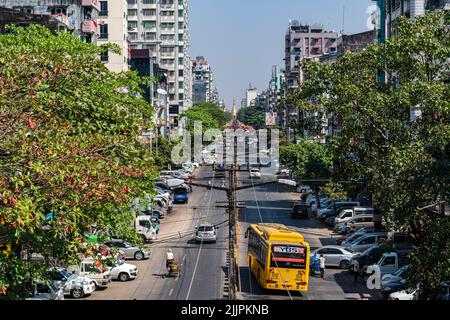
[246,84,258,107]
[130,49,170,137]
[97,0,129,72]
[0,0,101,43]
[284,21,338,92]
[126,0,191,128]
[192,56,218,104]
[283,20,338,141]
[0,6,69,33]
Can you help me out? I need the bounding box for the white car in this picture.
[49,268,96,299]
[296,185,311,194]
[195,223,218,243]
[108,261,138,282]
[249,168,261,179]
[388,286,419,300]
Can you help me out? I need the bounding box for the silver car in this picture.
[311,246,355,269]
[105,239,150,260]
[344,232,388,253]
[195,224,217,243]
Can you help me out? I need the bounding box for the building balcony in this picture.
[161,52,176,58]
[178,17,184,22]
[142,3,157,9]
[178,5,184,10]
[160,16,175,23]
[161,4,175,10]
[178,77,184,82]
[178,41,184,46]
[161,39,176,45]
[82,0,101,12]
[179,88,184,94]
[178,29,184,34]
[178,53,185,58]
[82,20,99,35]
[160,28,175,34]
[51,14,74,30]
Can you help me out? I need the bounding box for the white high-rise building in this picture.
[97,0,129,72]
[126,0,191,127]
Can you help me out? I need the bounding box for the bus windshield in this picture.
[270,245,307,269]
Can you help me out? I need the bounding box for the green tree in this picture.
[192,101,232,128]
[280,139,334,205]
[289,11,450,299]
[180,106,219,136]
[0,25,157,299]
[237,106,265,129]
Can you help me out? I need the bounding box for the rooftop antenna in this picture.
[341,5,346,35]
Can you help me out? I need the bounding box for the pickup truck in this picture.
[67,259,111,289]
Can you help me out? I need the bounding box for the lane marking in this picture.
[169,288,174,296]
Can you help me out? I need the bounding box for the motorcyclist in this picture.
[166,249,175,270]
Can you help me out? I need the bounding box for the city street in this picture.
[86,166,228,300]
[235,168,383,300]
[85,165,382,300]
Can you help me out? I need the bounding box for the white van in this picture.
[334,207,374,225]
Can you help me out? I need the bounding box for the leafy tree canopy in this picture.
[237,106,265,130]
[0,25,157,299]
[288,11,450,299]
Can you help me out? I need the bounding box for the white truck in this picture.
[135,215,157,242]
[67,259,111,289]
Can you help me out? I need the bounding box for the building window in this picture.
[99,1,108,16]
[128,9,138,16]
[99,24,108,39]
[128,21,138,30]
[179,94,184,100]
[143,0,156,3]
[128,0,137,4]
[128,32,138,40]
[144,32,156,40]
[48,7,67,15]
[100,50,109,62]
[143,21,156,29]
[143,9,156,16]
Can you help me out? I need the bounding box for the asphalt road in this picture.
[86,165,228,300]
[235,168,383,300]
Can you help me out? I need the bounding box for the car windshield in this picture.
[347,233,365,243]
[198,226,214,232]
[60,269,73,279]
[115,261,124,267]
[174,188,188,194]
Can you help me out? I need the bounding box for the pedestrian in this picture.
[319,254,326,279]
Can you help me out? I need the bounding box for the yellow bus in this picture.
[246,223,310,292]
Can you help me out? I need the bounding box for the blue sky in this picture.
[189,0,373,110]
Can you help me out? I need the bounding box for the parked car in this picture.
[306,193,328,208]
[67,259,111,289]
[104,239,150,260]
[317,201,360,220]
[25,281,64,300]
[49,268,95,299]
[173,185,190,204]
[291,202,309,219]
[344,231,387,252]
[388,285,419,300]
[333,207,374,226]
[350,245,385,274]
[335,215,375,235]
[249,168,261,179]
[296,185,311,194]
[382,265,410,284]
[106,260,138,282]
[311,246,355,269]
[337,228,371,246]
[195,223,218,243]
[381,278,408,299]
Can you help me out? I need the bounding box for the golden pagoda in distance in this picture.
[231,98,237,119]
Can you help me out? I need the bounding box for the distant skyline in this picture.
[189,0,373,111]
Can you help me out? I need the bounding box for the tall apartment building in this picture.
[246,84,258,107]
[0,0,101,43]
[192,56,218,104]
[284,21,337,141]
[126,0,191,129]
[285,21,338,92]
[372,0,449,121]
[97,0,129,72]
